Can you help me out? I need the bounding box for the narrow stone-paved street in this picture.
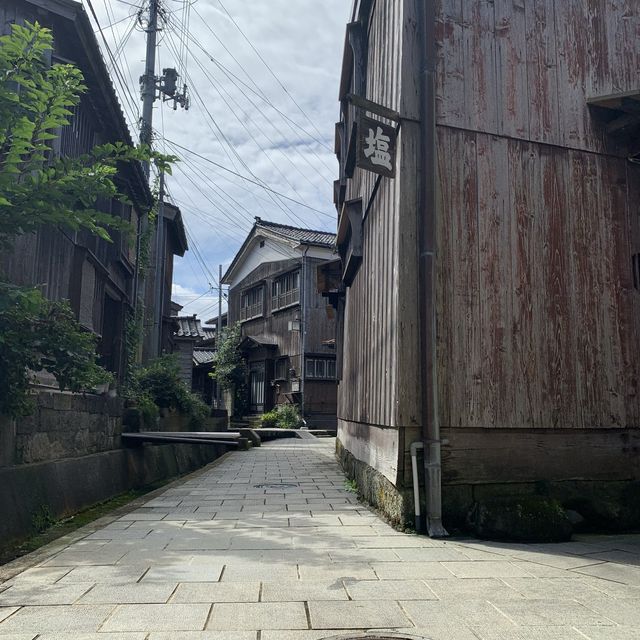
[1,439,639,639]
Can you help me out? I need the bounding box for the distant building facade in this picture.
[222,218,338,426]
[330,0,640,532]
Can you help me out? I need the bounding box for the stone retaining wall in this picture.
[0,390,227,547]
[10,392,123,465]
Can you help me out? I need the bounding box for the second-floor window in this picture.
[306,358,336,380]
[271,270,300,312]
[240,285,264,321]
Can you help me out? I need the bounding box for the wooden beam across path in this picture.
[121,432,242,447]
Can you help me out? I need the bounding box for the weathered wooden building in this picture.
[332,0,640,532]
[142,202,189,361]
[223,218,338,426]
[0,0,152,381]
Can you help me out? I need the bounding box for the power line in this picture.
[181,28,333,195]
[161,24,306,226]
[165,138,334,218]
[83,0,140,131]
[187,10,335,166]
[215,0,329,145]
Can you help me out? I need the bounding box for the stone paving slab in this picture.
[206,601,308,630]
[1,439,640,639]
[0,604,114,633]
[102,603,211,632]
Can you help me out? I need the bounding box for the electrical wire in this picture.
[161,26,307,226]
[216,0,329,145]
[178,27,333,196]
[189,7,334,162]
[83,0,140,131]
[164,139,334,218]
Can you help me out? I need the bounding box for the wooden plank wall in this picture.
[340,0,419,426]
[435,0,640,433]
[435,0,639,152]
[338,0,423,485]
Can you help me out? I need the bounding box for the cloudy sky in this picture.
[85,0,348,321]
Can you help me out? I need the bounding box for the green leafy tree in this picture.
[0,282,112,416]
[0,22,174,416]
[211,323,248,416]
[0,21,173,245]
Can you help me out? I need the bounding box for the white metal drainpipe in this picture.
[410,441,424,533]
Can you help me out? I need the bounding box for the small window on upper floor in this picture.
[305,357,336,380]
[271,270,300,312]
[240,285,264,321]
[275,357,289,381]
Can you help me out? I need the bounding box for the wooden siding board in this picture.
[477,134,513,427]
[435,0,465,127]
[462,0,499,134]
[599,156,638,427]
[524,0,561,145]
[441,129,483,428]
[554,0,602,151]
[509,140,542,428]
[540,147,576,428]
[494,0,529,139]
[436,127,452,429]
[568,151,609,428]
[441,427,640,484]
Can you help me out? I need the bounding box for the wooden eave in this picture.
[338,24,355,101]
[588,90,640,137]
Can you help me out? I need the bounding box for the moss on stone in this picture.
[468,494,573,542]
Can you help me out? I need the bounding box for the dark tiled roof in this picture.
[240,335,278,349]
[202,328,217,342]
[193,349,216,366]
[173,315,205,339]
[255,218,336,247]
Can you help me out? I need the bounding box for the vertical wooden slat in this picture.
[509,139,540,427]
[435,0,465,127]
[525,0,560,145]
[462,0,498,134]
[477,134,513,427]
[494,0,529,139]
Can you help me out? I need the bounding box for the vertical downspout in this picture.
[418,0,448,537]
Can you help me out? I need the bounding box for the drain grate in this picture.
[253,483,299,489]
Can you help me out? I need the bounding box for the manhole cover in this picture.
[253,483,299,489]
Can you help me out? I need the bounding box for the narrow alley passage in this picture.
[0,439,639,639]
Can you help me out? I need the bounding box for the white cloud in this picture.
[87,0,346,317]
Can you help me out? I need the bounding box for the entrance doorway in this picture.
[249,362,265,413]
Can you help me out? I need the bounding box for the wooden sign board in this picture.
[356,114,397,178]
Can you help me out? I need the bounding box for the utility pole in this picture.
[217,264,223,409]
[136,0,189,358]
[140,0,159,176]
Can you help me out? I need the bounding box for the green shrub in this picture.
[259,404,303,429]
[261,410,279,428]
[275,404,303,429]
[129,355,209,428]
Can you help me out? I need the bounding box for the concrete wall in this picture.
[0,390,227,546]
